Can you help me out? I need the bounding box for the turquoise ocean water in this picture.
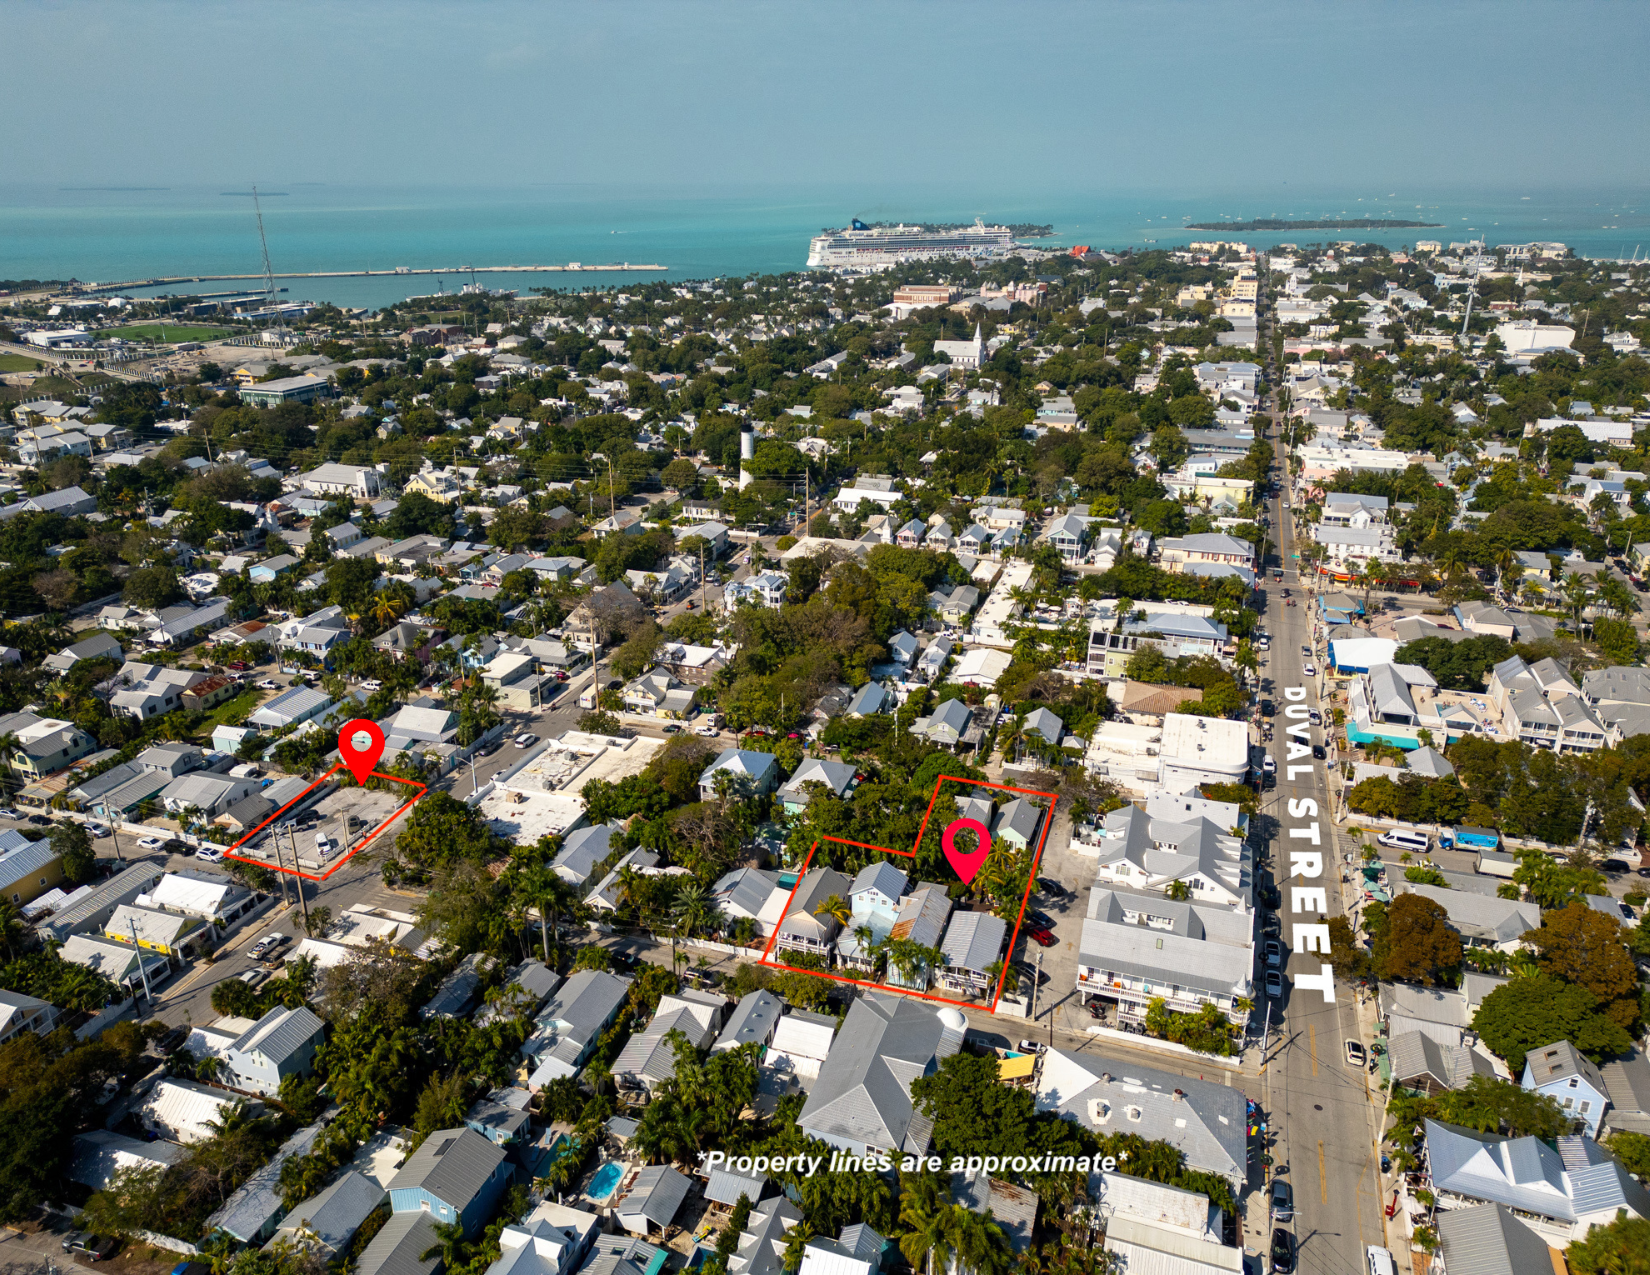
[2,183,1647,310]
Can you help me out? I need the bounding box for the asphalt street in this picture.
[1260,328,1398,1275]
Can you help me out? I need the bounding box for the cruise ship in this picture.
[806,218,1019,269]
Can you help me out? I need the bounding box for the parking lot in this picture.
[231,783,413,872]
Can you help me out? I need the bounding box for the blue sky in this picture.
[7,0,1650,193]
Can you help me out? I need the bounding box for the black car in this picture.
[1261,700,1275,718]
[1270,1228,1295,1274]
[1311,744,1325,760]
[1025,909,1054,929]
[1036,877,1069,898]
[1262,773,1277,790]
[1258,884,1283,910]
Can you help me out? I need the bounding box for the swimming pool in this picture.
[776,871,799,888]
[587,1160,625,1202]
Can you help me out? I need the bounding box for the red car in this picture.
[1027,927,1056,947]
[226,661,250,671]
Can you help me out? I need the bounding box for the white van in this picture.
[1366,1247,1395,1275]
[1377,829,1430,853]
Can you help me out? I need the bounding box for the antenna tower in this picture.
[252,184,280,333]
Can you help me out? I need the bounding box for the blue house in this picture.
[385,1126,511,1234]
[1522,1041,1610,1138]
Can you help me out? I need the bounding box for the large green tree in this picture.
[1472,974,1634,1072]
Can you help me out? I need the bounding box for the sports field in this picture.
[93,324,232,343]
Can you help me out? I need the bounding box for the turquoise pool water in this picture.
[587,1160,625,1201]
[776,871,799,888]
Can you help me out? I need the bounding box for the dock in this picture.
[85,263,669,293]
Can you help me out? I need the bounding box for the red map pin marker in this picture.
[338,719,386,784]
[941,816,992,885]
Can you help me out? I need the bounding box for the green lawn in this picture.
[93,324,232,343]
[0,354,42,372]
[201,686,263,731]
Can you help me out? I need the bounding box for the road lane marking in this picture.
[1309,1023,1318,1076]
[1318,1140,1328,1204]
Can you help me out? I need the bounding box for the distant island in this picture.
[851,220,1055,237]
[1184,217,1442,232]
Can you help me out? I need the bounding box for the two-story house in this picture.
[357,1127,513,1275]
[223,1005,327,1096]
[1522,1041,1611,1138]
[773,867,852,959]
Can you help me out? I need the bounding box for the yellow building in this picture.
[0,838,65,907]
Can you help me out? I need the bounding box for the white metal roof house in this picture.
[522,970,633,1086]
[773,866,852,957]
[777,758,858,814]
[223,1006,327,1097]
[208,1119,328,1244]
[715,990,785,1053]
[481,1201,602,1275]
[0,989,59,1044]
[160,772,259,818]
[935,911,1007,996]
[797,993,967,1156]
[699,749,780,801]
[137,1077,252,1144]
[1423,1118,1650,1242]
[1036,1051,1247,1189]
[614,1163,692,1236]
[67,1130,185,1191]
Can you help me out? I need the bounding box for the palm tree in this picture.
[672,880,719,938]
[949,1206,1013,1275]
[1164,879,1192,901]
[898,1176,955,1275]
[373,592,409,628]
[515,863,575,963]
[812,893,851,927]
[419,1220,468,1270]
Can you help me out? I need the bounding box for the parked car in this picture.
[0,807,21,820]
[226,661,251,671]
[237,968,267,987]
[65,1234,118,1262]
[1263,938,1283,969]
[1264,969,1284,997]
[663,724,684,734]
[1303,663,1317,676]
[1300,645,1310,657]
[515,733,539,748]
[249,934,286,960]
[137,836,166,852]
[26,814,50,826]
[1308,709,1322,724]
[1346,1040,1368,1067]
[695,723,720,736]
[1261,700,1275,718]
[1262,756,1277,775]
[315,834,337,856]
[85,821,111,838]
[1026,927,1056,947]
[1036,877,1069,898]
[195,847,225,863]
[360,678,383,692]
[257,679,279,690]
[1269,1180,1294,1223]
[1270,1229,1295,1275]
[1016,1039,1049,1055]
[1311,744,1326,760]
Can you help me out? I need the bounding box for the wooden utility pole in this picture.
[286,826,310,932]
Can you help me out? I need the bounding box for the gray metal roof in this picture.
[208,1120,326,1242]
[387,1126,507,1212]
[940,911,1006,975]
[1425,1120,1574,1220]
[797,993,964,1153]
[270,1168,385,1255]
[994,797,1043,846]
[715,990,783,1052]
[1392,883,1541,944]
[949,1175,1038,1252]
[616,1163,691,1229]
[0,839,59,890]
[705,1167,767,1206]
[355,1211,442,1275]
[1435,1204,1557,1275]
[40,862,163,939]
[422,953,494,1020]
[535,969,632,1041]
[229,1006,326,1066]
[552,822,621,884]
[1035,1050,1247,1186]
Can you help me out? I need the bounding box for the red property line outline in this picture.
[758,774,1058,1015]
[222,762,428,882]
